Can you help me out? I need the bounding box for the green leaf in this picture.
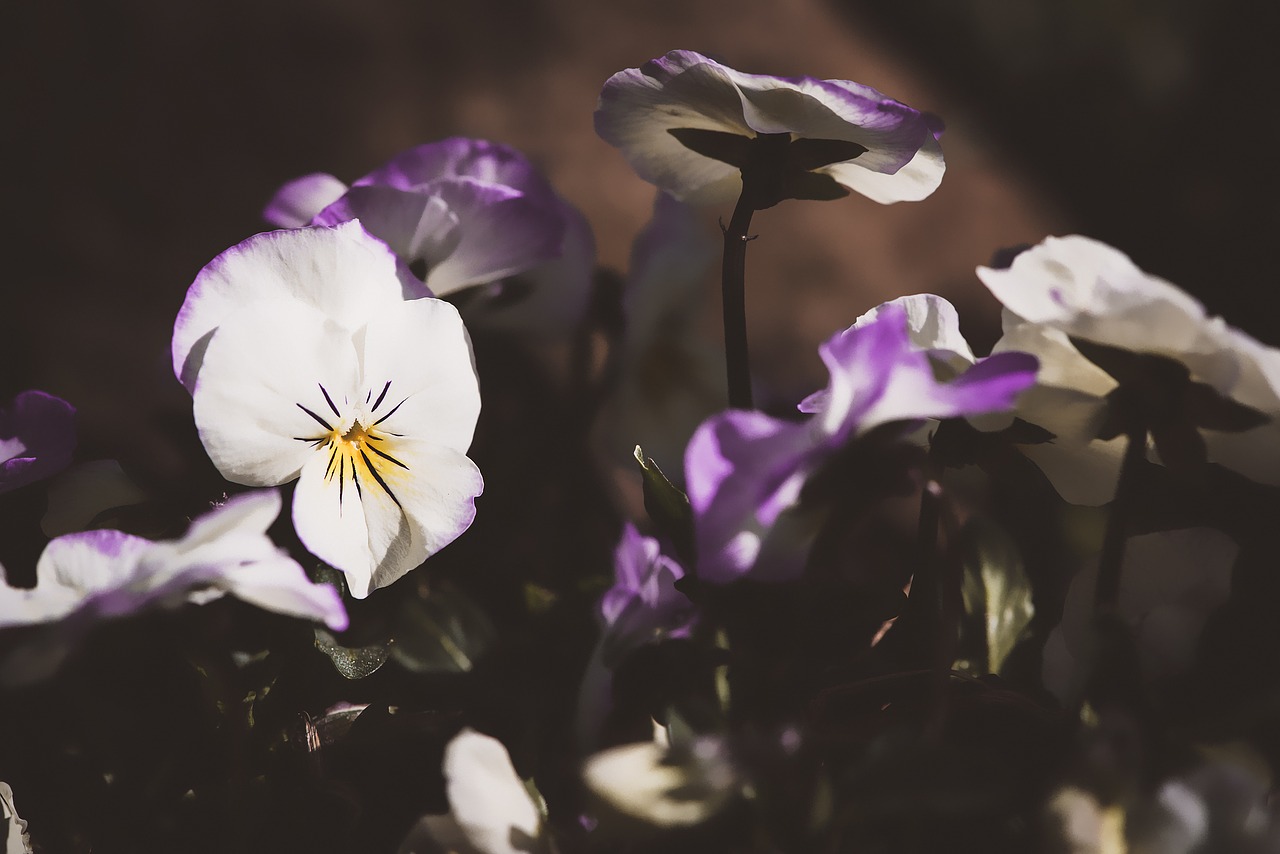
[634,446,695,564]
[314,629,389,680]
[389,585,497,674]
[957,519,1034,675]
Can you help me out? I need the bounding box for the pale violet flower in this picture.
[977,235,1280,503]
[398,728,545,854]
[265,138,595,335]
[173,223,483,598]
[0,390,75,495]
[595,50,944,207]
[0,490,346,682]
[1042,527,1236,704]
[685,301,1037,582]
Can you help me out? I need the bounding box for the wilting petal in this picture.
[0,390,76,494]
[262,172,348,228]
[193,298,359,486]
[172,222,424,390]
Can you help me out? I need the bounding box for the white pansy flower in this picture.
[0,490,346,682]
[174,224,483,598]
[977,235,1280,503]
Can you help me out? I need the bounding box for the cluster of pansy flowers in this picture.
[4,47,1280,851]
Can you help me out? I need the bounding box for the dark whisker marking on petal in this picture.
[297,403,333,431]
[360,449,402,507]
[325,445,339,480]
[365,389,372,404]
[339,456,346,503]
[371,396,407,426]
[293,436,327,445]
[352,468,362,499]
[366,443,410,470]
[372,380,393,412]
[319,384,342,419]
[365,434,383,442]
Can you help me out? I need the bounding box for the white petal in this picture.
[193,299,359,486]
[1204,421,1280,486]
[173,222,422,391]
[0,531,152,628]
[1019,437,1126,507]
[822,130,945,204]
[356,299,481,453]
[854,294,975,371]
[262,173,349,228]
[442,729,541,854]
[215,555,348,631]
[291,450,380,599]
[582,739,734,827]
[180,490,281,547]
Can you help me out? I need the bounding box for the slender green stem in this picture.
[1094,423,1149,610]
[721,191,756,410]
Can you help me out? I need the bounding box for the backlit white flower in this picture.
[175,224,483,598]
[977,236,1280,503]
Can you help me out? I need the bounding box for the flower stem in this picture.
[1093,423,1148,610]
[721,191,755,410]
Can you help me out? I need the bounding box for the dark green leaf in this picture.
[634,445,695,564]
[389,585,496,674]
[956,520,1034,675]
[314,629,389,680]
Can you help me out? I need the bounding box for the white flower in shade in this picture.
[2,782,32,854]
[977,235,1280,503]
[1042,527,1236,703]
[595,50,944,207]
[0,490,346,683]
[398,729,544,854]
[173,224,483,598]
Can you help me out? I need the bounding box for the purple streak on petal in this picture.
[0,391,76,494]
[354,138,555,201]
[813,306,905,442]
[939,351,1039,416]
[262,173,348,228]
[597,523,694,665]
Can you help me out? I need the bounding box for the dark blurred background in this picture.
[2,0,1277,494]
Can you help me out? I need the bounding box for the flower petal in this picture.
[441,729,541,854]
[356,299,481,453]
[822,128,945,204]
[193,298,359,486]
[0,390,76,494]
[262,172,349,228]
[291,449,381,599]
[172,222,425,391]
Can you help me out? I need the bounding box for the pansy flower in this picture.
[173,224,483,598]
[0,390,75,494]
[977,235,1280,503]
[685,301,1037,582]
[595,50,944,207]
[265,137,595,334]
[0,490,347,682]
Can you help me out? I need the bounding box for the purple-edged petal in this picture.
[597,523,694,664]
[263,173,348,228]
[316,185,463,272]
[685,410,813,582]
[354,137,554,199]
[595,49,942,206]
[172,222,426,391]
[0,390,75,494]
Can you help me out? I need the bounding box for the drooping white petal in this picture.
[212,554,348,631]
[193,298,359,486]
[292,449,382,599]
[172,222,424,390]
[356,299,481,453]
[822,129,945,204]
[442,729,542,854]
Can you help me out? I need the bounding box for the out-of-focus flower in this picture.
[174,224,483,598]
[595,192,724,488]
[583,732,736,828]
[1,781,32,854]
[1042,527,1236,703]
[265,138,595,335]
[0,390,75,495]
[0,490,347,682]
[595,50,944,207]
[685,301,1037,582]
[978,235,1280,503]
[398,728,545,854]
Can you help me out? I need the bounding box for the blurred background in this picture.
[2,0,1277,498]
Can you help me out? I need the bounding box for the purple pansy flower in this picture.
[265,137,595,334]
[0,490,347,683]
[685,302,1038,583]
[598,523,696,665]
[595,50,944,206]
[0,390,75,494]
